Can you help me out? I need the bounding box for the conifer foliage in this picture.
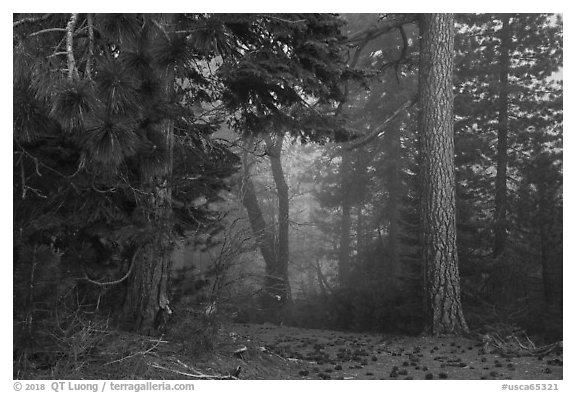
[13,13,348,344]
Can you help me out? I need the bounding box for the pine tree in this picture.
[13,13,243,335]
[454,14,563,260]
[218,14,348,318]
[419,13,469,335]
[453,15,562,333]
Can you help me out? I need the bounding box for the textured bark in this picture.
[122,243,171,335]
[493,15,511,258]
[338,150,352,286]
[419,14,469,335]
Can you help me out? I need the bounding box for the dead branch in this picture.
[86,14,95,80]
[150,362,238,380]
[341,97,416,150]
[13,14,52,28]
[82,247,140,287]
[345,15,417,45]
[261,15,307,24]
[103,335,165,366]
[66,13,80,80]
[479,328,563,358]
[29,27,67,37]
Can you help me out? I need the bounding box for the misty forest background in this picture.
[13,13,562,377]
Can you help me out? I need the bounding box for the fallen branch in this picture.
[480,329,562,358]
[103,334,164,366]
[150,362,238,380]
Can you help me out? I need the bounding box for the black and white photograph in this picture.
[12,9,564,386]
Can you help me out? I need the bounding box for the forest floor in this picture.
[20,321,562,380]
[66,321,561,380]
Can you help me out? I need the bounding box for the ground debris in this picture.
[477,324,562,358]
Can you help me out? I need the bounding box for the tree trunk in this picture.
[122,242,171,335]
[493,15,511,258]
[533,140,563,333]
[356,204,365,256]
[335,40,367,287]
[387,126,402,277]
[338,149,352,286]
[264,134,292,309]
[240,137,290,320]
[122,15,175,335]
[419,13,469,335]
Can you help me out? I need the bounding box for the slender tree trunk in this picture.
[122,15,175,335]
[387,126,402,277]
[494,15,511,258]
[419,13,469,335]
[335,40,368,287]
[533,144,563,332]
[338,149,352,286]
[537,188,563,334]
[356,204,365,256]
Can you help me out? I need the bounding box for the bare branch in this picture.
[150,362,238,380]
[13,13,52,28]
[152,18,171,41]
[20,160,27,199]
[47,51,68,58]
[261,15,307,24]
[29,27,67,37]
[344,15,417,45]
[66,13,80,81]
[86,14,95,80]
[82,247,140,287]
[342,97,416,151]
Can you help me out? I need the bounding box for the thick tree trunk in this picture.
[122,16,175,335]
[338,150,352,286]
[493,15,511,258]
[122,242,171,335]
[419,13,469,335]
